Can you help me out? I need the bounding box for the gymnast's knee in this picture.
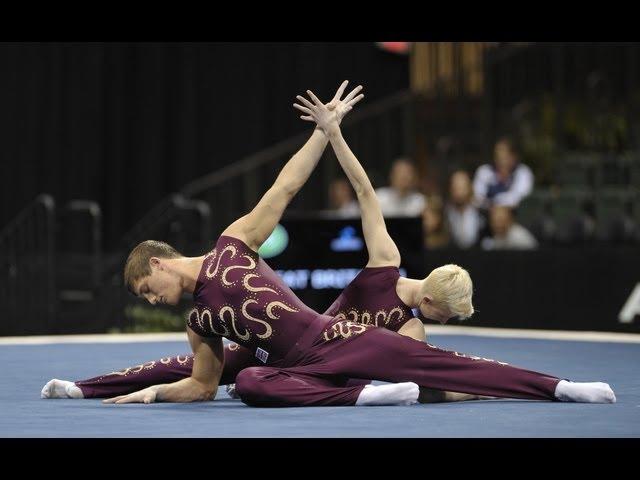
[234,367,273,405]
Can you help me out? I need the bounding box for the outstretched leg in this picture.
[234,326,615,406]
[41,343,257,399]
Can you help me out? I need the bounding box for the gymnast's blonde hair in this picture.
[421,264,474,320]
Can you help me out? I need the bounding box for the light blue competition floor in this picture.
[1,334,638,437]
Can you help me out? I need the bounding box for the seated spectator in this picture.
[446,170,483,249]
[422,195,449,249]
[481,205,538,250]
[375,158,426,217]
[328,178,359,218]
[473,136,534,209]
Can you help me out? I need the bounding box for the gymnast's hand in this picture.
[103,386,158,404]
[294,80,364,135]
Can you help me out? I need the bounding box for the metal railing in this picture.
[0,194,56,335]
[64,200,102,290]
[120,193,212,254]
[96,194,212,333]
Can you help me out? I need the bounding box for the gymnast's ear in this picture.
[149,257,162,270]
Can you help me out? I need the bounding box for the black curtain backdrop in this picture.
[0,42,409,248]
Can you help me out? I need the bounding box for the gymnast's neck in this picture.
[163,256,206,294]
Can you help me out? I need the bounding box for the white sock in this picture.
[40,379,84,399]
[355,382,419,406]
[554,380,616,403]
[226,383,240,399]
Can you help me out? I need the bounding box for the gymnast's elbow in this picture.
[166,380,217,402]
[354,183,375,199]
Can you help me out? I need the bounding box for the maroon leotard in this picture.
[324,266,413,332]
[185,236,336,364]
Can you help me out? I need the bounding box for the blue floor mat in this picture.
[1,335,637,437]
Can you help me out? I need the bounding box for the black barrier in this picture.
[271,248,640,333]
[263,218,640,333]
[420,248,640,333]
[0,194,56,335]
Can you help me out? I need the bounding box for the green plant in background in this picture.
[113,304,186,333]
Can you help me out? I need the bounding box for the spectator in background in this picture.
[446,170,483,249]
[473,137,534,209]
[422,195,449,249]
[375,158,426,217]
[328,177,359,218]
[481,205,538,250]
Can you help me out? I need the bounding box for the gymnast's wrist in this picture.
[152,385,165,402]
[324,124,341,139]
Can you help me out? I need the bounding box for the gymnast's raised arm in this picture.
[297,86,430,344]
[223,81,361,252]
[295,85,400,269]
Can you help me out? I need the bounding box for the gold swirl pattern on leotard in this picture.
[106,361,157,377]
[242,299,273,339]
[266,301,298,320]
[98,356,194,382]
[323,320,370,342]
[196,239,306,345]
[243,274,277,294]
[206,245,236,280]
[374,310,387,327]
[222,254,256,286]
[189,307,204,330]
[157,356,191,366]
[386,307,403,326]
[189,306,230,337]
[204,249,218,279]
[221,305,250,341]
[453,350,509,366]
[206,307,230,337]
[198,308,229,335]
[334,307,406,328]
